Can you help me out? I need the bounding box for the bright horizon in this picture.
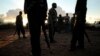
[0,0,100,25]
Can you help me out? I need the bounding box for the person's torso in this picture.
[48,8,57,24]
[27,0,47,13]
[16,15,23,26]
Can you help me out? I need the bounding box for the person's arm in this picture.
[24,0,28,14]
[24,0,32,14]
[43,0,48,11]
[73,17,77,27]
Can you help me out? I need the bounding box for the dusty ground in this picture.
[0,29,100,56]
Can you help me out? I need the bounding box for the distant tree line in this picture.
[0,23,15,30]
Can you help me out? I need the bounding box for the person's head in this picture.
[66,13,68,16]
[19,11,22,15]
[73,14,75,17]
[59,14,62,17]
[52,3,57,8]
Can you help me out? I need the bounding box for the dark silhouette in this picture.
[57,14,63,33]
[16,11,26,39]
[84,31,92,45]
[70,0,87,51]
[48,3,57,43]
[24,0,48,56]
[71,14,76,32]
[64,13,70,32]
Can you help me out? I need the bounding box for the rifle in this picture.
[42,20,51,49]
[41,20,53,53]
[85,31,92,46]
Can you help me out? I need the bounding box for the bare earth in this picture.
[0,29,100,56]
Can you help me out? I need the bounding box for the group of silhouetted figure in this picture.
[15,0,88,56]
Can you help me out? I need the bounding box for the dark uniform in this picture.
[16,11,25,38]
[48,3,57,43]
[24,0,47,56]
[64,13,70,32]
[57,14,63,33]
[70,0,87,51]
[71,14,76,32]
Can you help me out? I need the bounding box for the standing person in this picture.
[48,3,57,43]
[57,14,63,33]
[24,0,48,56]
[70,0,87,51]
[16,11,26,39]
[70,14,76,32]
[64,13,70,33]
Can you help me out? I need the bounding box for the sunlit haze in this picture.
[0,0,100,26]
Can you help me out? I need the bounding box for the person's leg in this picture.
[52,23,56,42]
[48,24,54,43]
[21,26,26,38]
[77,25,84,49]
[70,32,77,51]
[78,36,84,49]
[28,13,41,56]
[16,27,20,39]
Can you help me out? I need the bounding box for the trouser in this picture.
[27,13,41,56]
[16,26,25,38]
[48,23,55,42]
[71,8,87,49]
[71,23,84,49]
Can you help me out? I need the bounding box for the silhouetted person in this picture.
[57,14,63,33]
[48,3,57,43]
[70,0,87,51]
[16,11,26,39]
[24,0,48,56]
[71,14,76,32]
[64,13,70,32]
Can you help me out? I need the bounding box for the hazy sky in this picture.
[0,0,100,23]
